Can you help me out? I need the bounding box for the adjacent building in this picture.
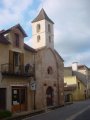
[0,24,36,112]
[64,62,90,102]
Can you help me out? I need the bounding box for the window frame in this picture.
[77,81,80,89]
[37,24,41,33]
[15,33,19,47]
[49,36,51,43]
[48,24,51,32]
[37,35,41,42]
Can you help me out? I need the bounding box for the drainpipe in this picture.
[33,52,36,110]
[85,66,88,99]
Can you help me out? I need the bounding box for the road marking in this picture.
[66,106,90,120]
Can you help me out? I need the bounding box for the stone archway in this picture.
[46,87,54,106]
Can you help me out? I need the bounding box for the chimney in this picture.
[72,62,78,71]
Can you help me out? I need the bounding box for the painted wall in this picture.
[32,20,54,49]
[0,29,34,112]
[64,68,72,76]
[0,44,9,70]
[73,78,86,100]
[64,76,86,101]
[64,76,77,85]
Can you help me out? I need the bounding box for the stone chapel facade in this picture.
[32,8,64,109]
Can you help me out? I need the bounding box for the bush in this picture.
[0,110,12,119]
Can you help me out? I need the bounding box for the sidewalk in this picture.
[3,102,73,120]
[3,109,45,120]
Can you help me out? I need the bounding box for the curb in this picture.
[3,110,45,120]
[3,104,71,120]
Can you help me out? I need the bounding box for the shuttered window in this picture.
[19,53,24,74]
[9,50,14,72]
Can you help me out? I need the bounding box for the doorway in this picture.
[46,87,54,106]
[12,86,27,112]
[0,88,6,110]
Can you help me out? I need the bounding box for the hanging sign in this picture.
[30,80,36,91]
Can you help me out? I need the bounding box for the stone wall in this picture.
[35,48,64,109]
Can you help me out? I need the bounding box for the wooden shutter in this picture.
[9,50,14,73]
[20,53,24,74]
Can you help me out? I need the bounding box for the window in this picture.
[15,33,19,47]
[14,52,19,66]
[49,36,51,43]
[47,66,53,74]
[37,35,40,42]
[37,24,40,32]
[12,87,27,105]
[78,82,80,89]
[48,24,51,32]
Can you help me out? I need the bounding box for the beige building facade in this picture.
[0,24,36,112]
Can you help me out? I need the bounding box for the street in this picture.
[23,100,90,120]
[73,108,90,120]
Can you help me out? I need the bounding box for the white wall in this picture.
[32,20,54,49]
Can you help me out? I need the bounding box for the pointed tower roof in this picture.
[32,8,54,24]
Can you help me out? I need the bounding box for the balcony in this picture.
[1,63,34,77]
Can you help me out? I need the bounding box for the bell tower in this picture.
[32,8,54,49]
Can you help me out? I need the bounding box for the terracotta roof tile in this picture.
[24,43,36,53]
[1,24,27,37]
[0,34,10,44]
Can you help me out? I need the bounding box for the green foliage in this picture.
[0,110,12,119]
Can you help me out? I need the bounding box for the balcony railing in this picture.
[1,63,34,77]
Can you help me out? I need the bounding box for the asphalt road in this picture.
[23,100,90,120]
[73,108,90,120]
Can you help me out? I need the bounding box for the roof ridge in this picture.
[24,43,36,53]
[1,24,27,37]
[32,8,54,24]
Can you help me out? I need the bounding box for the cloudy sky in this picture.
[0,0,90,67]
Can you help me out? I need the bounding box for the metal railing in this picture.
[1,63,34,77]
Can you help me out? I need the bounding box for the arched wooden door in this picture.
[46,87,53,106]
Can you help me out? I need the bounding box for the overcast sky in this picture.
[0,0,90,67]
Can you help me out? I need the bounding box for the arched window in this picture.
[37,35,40,42]
[47,66,53,74]
[49,36,51,43]
[48,24,51,32]
[37,24,40,32]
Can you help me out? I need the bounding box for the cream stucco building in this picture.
[0,8,64,113]
[64,62,90,102]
